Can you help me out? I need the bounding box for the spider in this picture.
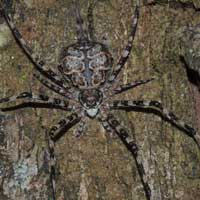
[0,0,199,199]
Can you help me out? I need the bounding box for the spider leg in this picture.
[0,92,72,111]
[110,100,200,149]
[87,0,97,41]
[0,8,68,89]
[47,113,81,200]
[99,113,151,200]
[108,0,140,83]
[73,119,87,138]
[112,77,155,95]
[33,73,72,99]
[101,119,115,137]
[74,0,89,41]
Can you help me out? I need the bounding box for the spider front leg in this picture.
[99,113,151,200]
[0,7,68,89]
[47,113,81,200]
[87,0,97,41]
[110,100,200,149]
[108,0,140,83]
[74,0,89,41]
[0,92,72,112]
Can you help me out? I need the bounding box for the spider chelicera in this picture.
[0,0,199,199]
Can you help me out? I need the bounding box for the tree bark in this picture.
[0,0,200,199]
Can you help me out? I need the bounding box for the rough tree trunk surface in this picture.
[0,0,200,200]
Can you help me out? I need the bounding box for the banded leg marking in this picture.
[87,0,97,41]
[33,73,72,98]
[100,117,116,137]
[1,9,68,89]
[74,119,87,138]
[74,0,88,41]
[108,0,140,82]
[0,92,71,111]
[113,77,155,94]
[110,100,200,148]
[47,113,81,199]
[50,113,81,142]
[99,113,151,200]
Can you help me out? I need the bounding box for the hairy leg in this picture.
[100,116,118,138]
[0,92,72,111]
[110,100,200,149]
[73,0,88,41]
[33,73,72,99]
[73,119,87,138]
[87,0,97,41]
[47,113,81,200]
[0,7,68,89]
[111,77,154,95]
[108,0,140,83]
[99,113,151,200]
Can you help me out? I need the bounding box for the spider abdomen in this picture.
[60,42,113,89]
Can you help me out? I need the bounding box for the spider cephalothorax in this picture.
[0,0,199,200]
[79,90,102,117]
[79,88,103,112]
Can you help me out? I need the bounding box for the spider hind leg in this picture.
[47,113,81,200]
[110,100,200,150]
[99,113,151,200]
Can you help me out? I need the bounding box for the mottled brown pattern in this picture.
[0,0,200,200]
